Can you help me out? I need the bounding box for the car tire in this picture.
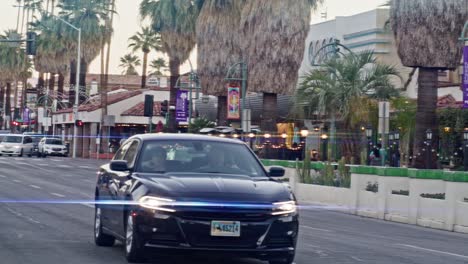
[94,205,115,247]
[269,255,295,264]
[125,212,146,263]
[18,149,23,157]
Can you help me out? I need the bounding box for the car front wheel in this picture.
[125,212,146,263]
[94,206,115,247]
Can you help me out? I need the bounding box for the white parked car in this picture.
[0,134,34,157]
[38,138,68,157]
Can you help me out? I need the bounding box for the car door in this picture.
[23,136,33,154]
[111,139,140,236]
[97,140,130,232]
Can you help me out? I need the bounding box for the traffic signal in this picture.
[75,120,84,127]
[160,100,168,117]
[144,95,154,117]
[26,32,37,56]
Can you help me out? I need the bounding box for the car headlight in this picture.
[272,201,297,215]
[14,146,21,149]
[138,196,176,212]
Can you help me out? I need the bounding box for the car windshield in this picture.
[137,140,267,177]
[45,139,63,145]
[31,137,42,144]
[2,136,22,143]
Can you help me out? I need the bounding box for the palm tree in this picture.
[196,0,244,126]
[390,0,467,169]
[139,0,202,132]
[57,0,112,105]
[240,0,323,132]
[119,54,141,76]
[149,58,168,76]
[297,51,400,162]
[128,27,162,88]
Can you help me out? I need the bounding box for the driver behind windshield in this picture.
[141,147,167,172]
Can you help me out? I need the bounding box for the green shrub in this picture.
[420,193,445,200]
[322,162,335,186]
[366,182,378,193]
[298,151,311,183]
[338,157,351,188]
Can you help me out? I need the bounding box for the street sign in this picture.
[227,85,241,120]
[146,76,160,87]
[103,115,116,126]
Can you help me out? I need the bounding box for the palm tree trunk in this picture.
[16,0,22,32]
[69,61,76,108]
[57,73,64,96]
[13,81,18,110]
[261,93,277,132]
[79,59,87,104]
[46,0,50,12]
[168,57,180,132]
[51,0,55,15]
[49,73,55,92]
[411,67,439,169]
[217,96,227,126]
[141,52,148,89]
[20,2,25,34]
[5,83,11,121]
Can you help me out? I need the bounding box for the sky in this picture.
[0,0,388,76]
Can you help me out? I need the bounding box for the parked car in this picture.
[94,134,297,264]
[0,134,34,157]
[24,133,44,157]
[38,137,68,157]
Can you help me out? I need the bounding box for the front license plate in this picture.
[210,221,241,237]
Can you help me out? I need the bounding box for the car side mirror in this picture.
[110,160,129,172]
[268,166,285,177]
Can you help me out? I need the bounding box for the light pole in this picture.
[300,127,309,160]
[321,133,329,161]
[389,132,395,167]
[248,132,255,150]
[426,129,433,169]
[366,126,373,165]
[394,131,400,167]
[463,129,468,171]
[281,133,288,160]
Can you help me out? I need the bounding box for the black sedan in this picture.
[94,134,298,263]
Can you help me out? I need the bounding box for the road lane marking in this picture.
[5,207,41,224]
[29,185,41,189]
[79,165,92,169]
[350,256,365,262]
[0,175,6,178]
[84,179,94,183]
[80,192,93,198]
[58,165,71,168]
[12,179,22,183]
[300,225,333,232]
[15,162,29,165]
[395,244,468,260]
[80,203,95,208]
[50,193,66,198]
[51,159,62,162]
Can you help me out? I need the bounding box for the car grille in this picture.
[176,210,270,222]
[264,236,293,248]
[53,148,62,151]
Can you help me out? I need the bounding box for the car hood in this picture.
[134,173,292,203]
[44,144,66,148]
[0,142,22,147]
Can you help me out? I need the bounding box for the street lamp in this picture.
[248,132,255,149]
[463,128,468,171]
[300,128,309,160]
[425,129,433,169]
[321,133,329,161]
[300,127,309,137]
[40,11,82,158]
[366,126,373,165]
[394,131,400,167]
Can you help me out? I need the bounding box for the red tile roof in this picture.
[121,101,162,116]
[54,90,143,114]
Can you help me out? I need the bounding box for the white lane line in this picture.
[15,162,29,165]
[29,185,41,189]
[50,193,66,198]
[0,175,6,178]
[80,203,95,209]
[58,165,71,168]
[300,225,333,232]
[37,163,48,166]
[51,159,62,162]
[5,207,41,224]
[12,179,22,183]
[395,244,468,260]
[79,165,92,169]
[83,179,93,183]
[350,256,365,262]
[80,192,93,198]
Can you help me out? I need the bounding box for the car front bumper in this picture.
[133,209,298,260]
[44,149,67,155]
[0,149,22,155]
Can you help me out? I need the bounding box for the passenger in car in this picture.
[141,147,167,172]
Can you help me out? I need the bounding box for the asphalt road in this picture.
[0,156,467,264]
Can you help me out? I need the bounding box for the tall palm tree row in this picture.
[196,0,244,126]
[390,0,467,169]
[128,27,162,88]
[119,54,141,76]
[297,51,400,162]
[139,0,202,132]
[57,0,113,105]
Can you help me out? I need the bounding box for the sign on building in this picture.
[146,76,160,87]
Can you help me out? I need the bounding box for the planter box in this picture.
[455,201,468,229]
[417,197,446,228]
[296,183,352,209]
[386,194,409,221]
[357,190,378,218]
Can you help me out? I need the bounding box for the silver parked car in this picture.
[0,134,34,157]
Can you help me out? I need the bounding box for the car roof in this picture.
[129,133,245,144]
